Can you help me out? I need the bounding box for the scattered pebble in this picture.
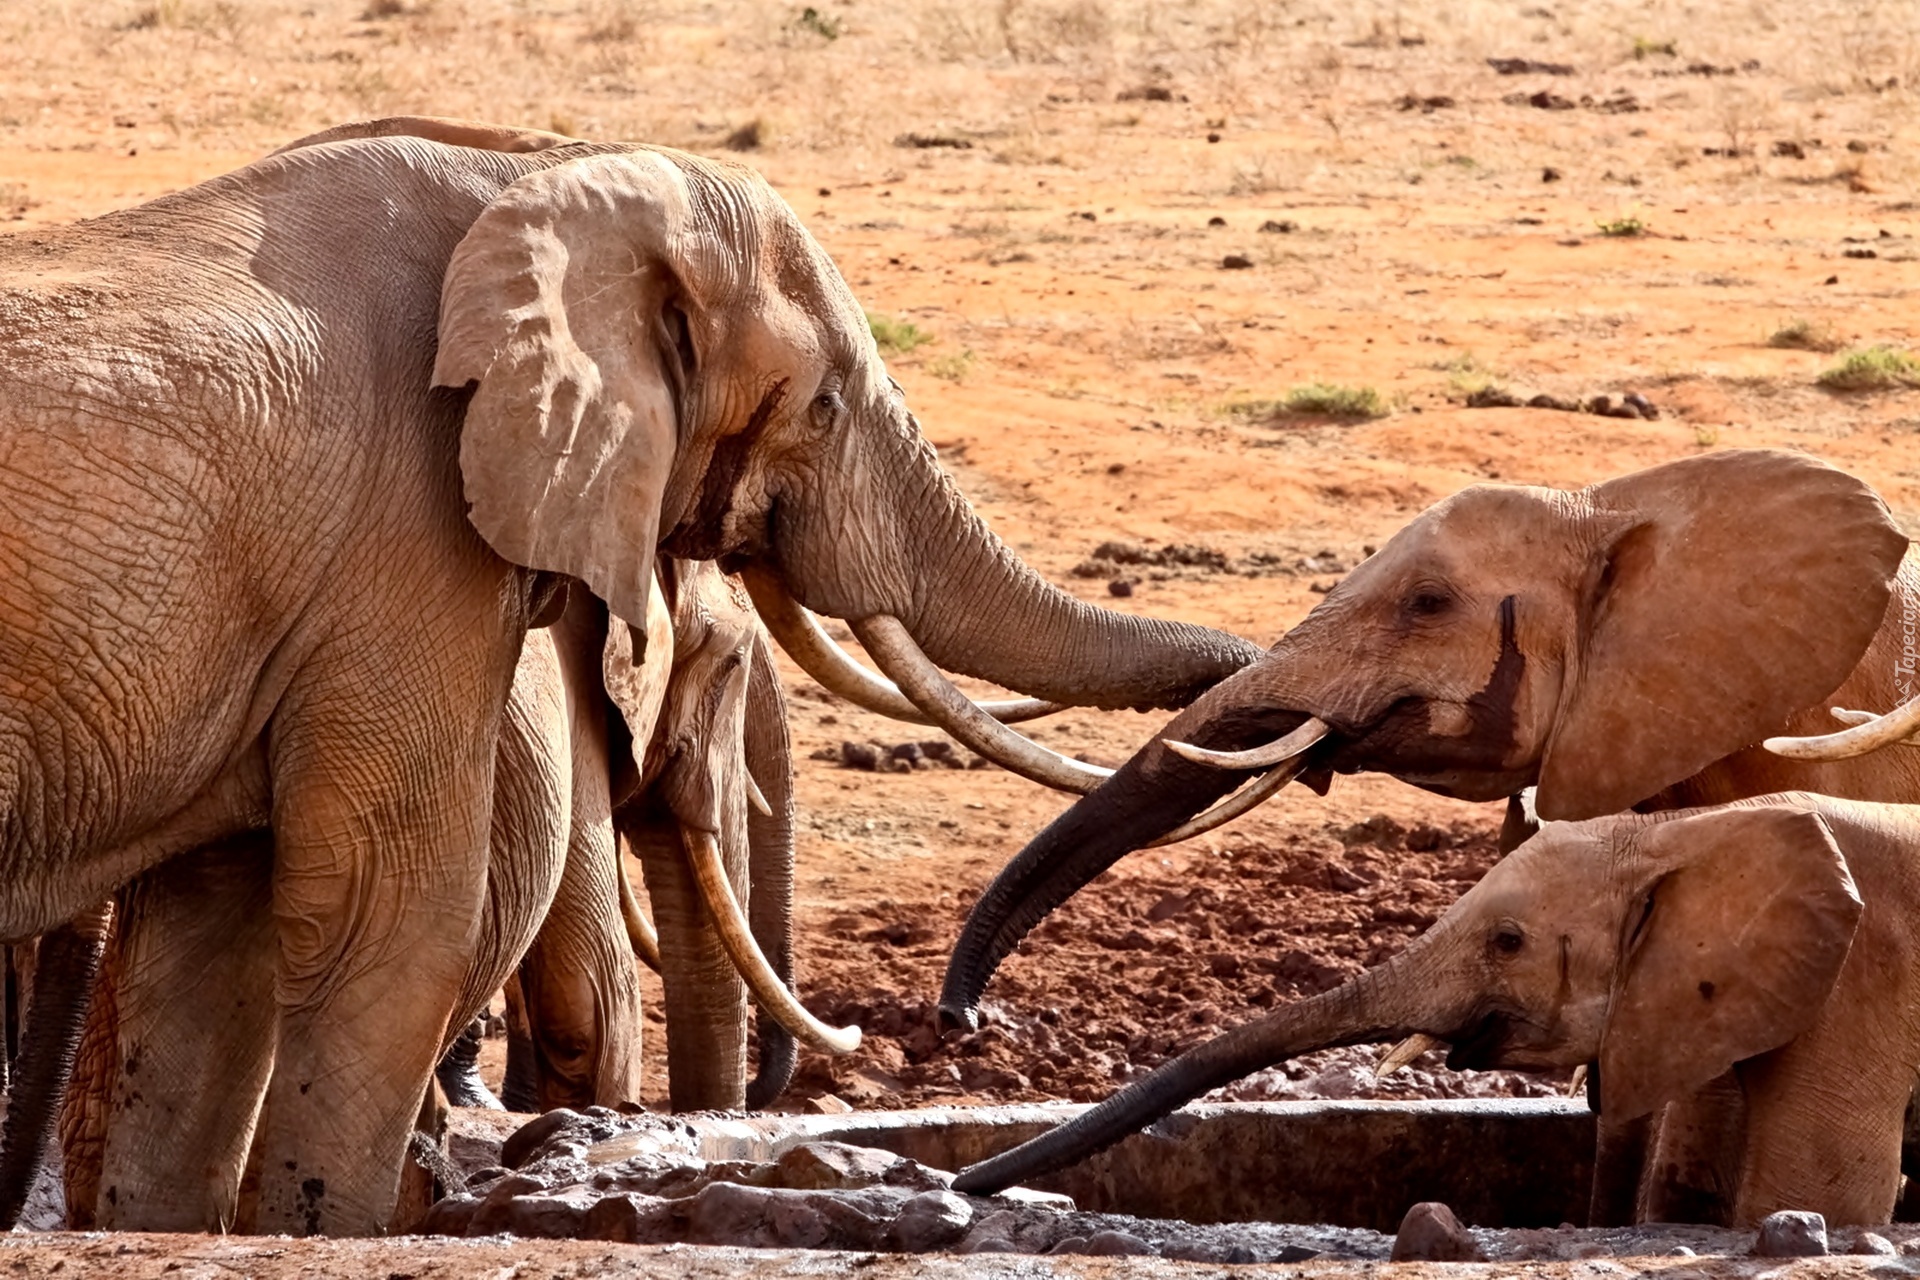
[1392,1201,1485,1262]
[1753,1210,1829,1258]
[1221,254,1254,269]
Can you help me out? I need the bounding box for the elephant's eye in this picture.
[1406,588,1453,618]
[1491,926,1524,955]
[812,390,846,424]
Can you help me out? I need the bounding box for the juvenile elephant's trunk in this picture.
[743,636,798,1110]
[953,970,1407,1196]
[941,669,1308,1030]
[0,903,114,1228]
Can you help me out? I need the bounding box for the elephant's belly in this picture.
[0,720,272,941]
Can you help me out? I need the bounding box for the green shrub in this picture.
[867,312,932,355]
[1281,383,1391,419]
[1817,345,1920,391]
[1595,215,1648,237]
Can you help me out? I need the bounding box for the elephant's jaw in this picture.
[1304,697,1541,803]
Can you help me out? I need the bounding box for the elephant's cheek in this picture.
[1428,702,1473,737]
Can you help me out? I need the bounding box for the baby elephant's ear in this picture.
[436,151,712,632]
[1599,805,1861,1121]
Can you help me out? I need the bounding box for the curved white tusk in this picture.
[851,616,1114,795]
[744,768,773,818]
[1165,717,1331,771]
[686,830,862,1054]
[1146,755,1308,848]
[616,848,663,975]
[1830,707,1882,726]
[1764,700,1920,761]
[1376,1033,1445,1077]
[1566,1063,1589,1098]
[740,566,1062,725]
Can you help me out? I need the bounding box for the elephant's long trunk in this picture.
[781,421,1264,714]
[953,973,1400,1197]
[744,635,798,1110]
[941,669,1308,1031]
[0,904,114,1228]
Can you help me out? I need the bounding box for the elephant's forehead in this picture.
[1370,484,1592,580]
[1471,828,1616,909]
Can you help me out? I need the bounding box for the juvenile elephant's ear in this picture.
[1536,450,1907,820]
[1598,804,1861,1121]
[436,150,710,632]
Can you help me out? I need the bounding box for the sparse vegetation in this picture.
[792,6,841,39]
[1435,353,1504,397]
[926,349,977,382]
[1632,36,1678,59]
[1767,317,1844,353]
[1236,379,1390,420]
[1817,345,1920,391]
[1595,215,1649,237]
[867,313,932,356]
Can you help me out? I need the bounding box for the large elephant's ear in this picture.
[1598,804,1860,1121]
[1535,450,1908,820]
[436,151,706,631]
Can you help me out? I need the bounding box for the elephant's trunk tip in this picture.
[936,1000,980,1035]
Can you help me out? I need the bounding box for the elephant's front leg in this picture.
[249,663,498,1235]
[92,835,277,1231]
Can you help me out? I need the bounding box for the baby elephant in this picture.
[956,793,1918,1227]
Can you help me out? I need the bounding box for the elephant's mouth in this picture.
[1442,1011,1514,1071]
[1314,697,1536,803]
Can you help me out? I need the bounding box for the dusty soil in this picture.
[6,0,1920,1266]
[0,1234,1903,1278]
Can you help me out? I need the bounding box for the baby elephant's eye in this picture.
[1407,589,1453,618]
[1492,927,1525,955]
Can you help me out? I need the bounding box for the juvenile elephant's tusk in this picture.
[1166,718,1331,771]
[744,769,773,818]
[1763,700,1920,760]
[1376,1033,1445,1077]
[685,830,862,1055]
[852,616,1113,795]
[740,566,1063,726]
[1565,1063,1589,1098]
[616,847,663,974]
[1145,756,1308,848]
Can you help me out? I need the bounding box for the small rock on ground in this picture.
[1753,1210,1828,1258]
[888,1190,973,1252]
[1392,1201,1485,1262]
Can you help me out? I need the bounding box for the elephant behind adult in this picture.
[954,793,1920,1228]
[504,561,817,1115]
[0,120,1258,1231]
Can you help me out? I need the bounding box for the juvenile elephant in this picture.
[0,115,1257,1232]
[503,560,823,1116]
[955,793,1920,1228]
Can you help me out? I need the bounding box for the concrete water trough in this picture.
[441,1099,1897,1260]
[683,1098,1599,1232]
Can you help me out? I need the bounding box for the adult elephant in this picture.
[939,449,1913,1222]
[0,116,1258,1234]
